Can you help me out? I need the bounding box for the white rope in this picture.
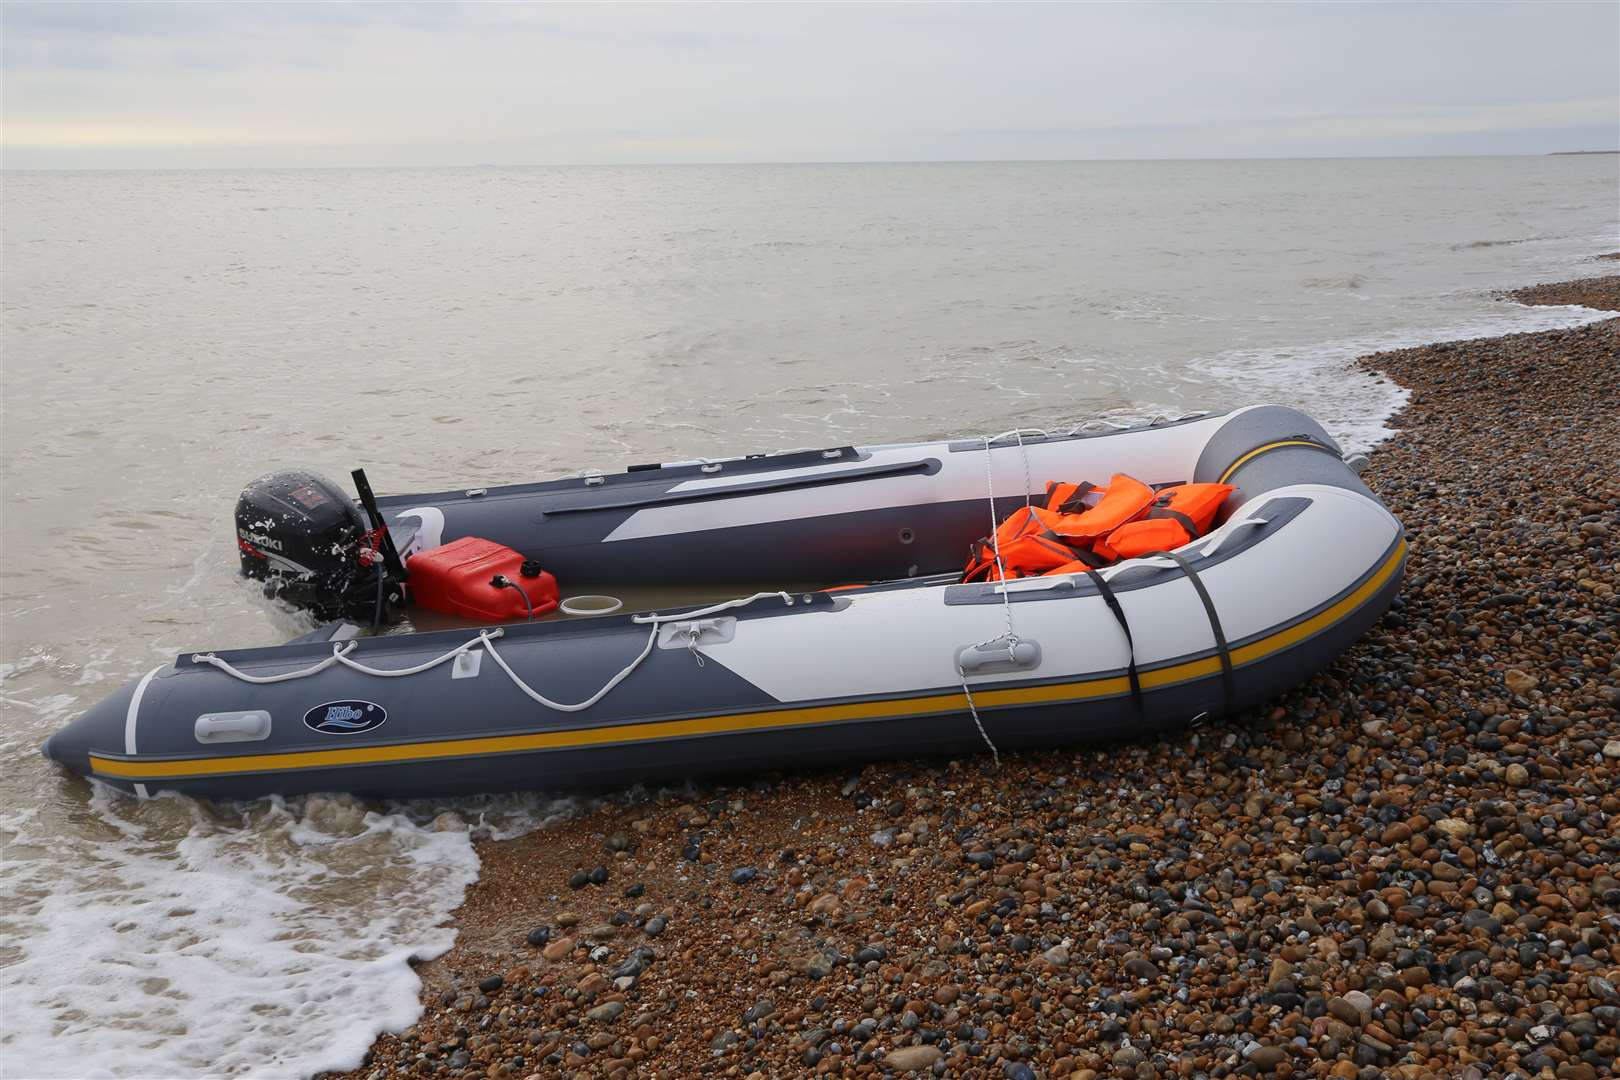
[191,594,798,712]
[466,592,791,712]
[1014,428,1032,511]
[190,641,359,683]
[987,428,1044,511]
[334,629,504,677]
[1066,417,1131,435]
[631,591,794,624]
[961,436,1024,766]
[194,631,504,683]
[1063,410,1206,438]
[978,436,1017,643]
[478,626,657,713]
[957,670,1000,769]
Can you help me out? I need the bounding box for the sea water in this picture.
[2,156,1615,1077]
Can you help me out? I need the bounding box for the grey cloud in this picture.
[3,1,1615,168]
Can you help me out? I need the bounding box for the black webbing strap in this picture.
[963,541,1002,583]
[1082,569,1142,716]
[1055,481,1097,514]
[1144,548,1235,715]
[1046,533,1107,568]
[1147,506,1199,536]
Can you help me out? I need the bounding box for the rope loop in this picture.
[190,640,358,684]
[189,594,796,713]
[630,591,793,625]
[958,430,1036,768]
[957,665,1001,769]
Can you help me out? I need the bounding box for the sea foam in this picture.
[0,789,491,1079]
[1191,300,1617,455]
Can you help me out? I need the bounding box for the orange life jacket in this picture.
[963,505,1104,582]
[962,474,1232,582]
[1042,480,1097,514]
[1094,482,1234,560]
[1047,474,1156,544]
[963,475,1155,581]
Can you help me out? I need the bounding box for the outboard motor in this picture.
[235,469,405,622]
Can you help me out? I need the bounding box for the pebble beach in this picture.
[340,270,1619,1080]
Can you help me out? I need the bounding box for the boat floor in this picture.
[400,580,822,635]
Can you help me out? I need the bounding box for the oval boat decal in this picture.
[304,700,387,735]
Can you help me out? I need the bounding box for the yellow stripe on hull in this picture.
[90,541,1405,782]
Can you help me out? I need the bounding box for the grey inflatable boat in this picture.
[43,405,1404,800]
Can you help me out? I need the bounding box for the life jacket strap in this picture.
[1053,481,1096,514]
[1142,549,1234,716]
[962,540,996,582]
[1082,568,1141,717]
[1045,534,1106,568]
[1147,505,1199,537]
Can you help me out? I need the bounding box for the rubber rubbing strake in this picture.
[1218,438,1342,485]
[124,665,163,799]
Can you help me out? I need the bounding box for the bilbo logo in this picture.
[303,700,387,735]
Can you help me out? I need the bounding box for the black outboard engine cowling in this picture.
[236,469,391,620]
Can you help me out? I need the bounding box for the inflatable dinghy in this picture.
[44,405,1404,800]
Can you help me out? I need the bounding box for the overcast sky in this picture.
[3,1,1617,169]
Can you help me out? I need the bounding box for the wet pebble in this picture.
[585,1000,624,1023]
[884,1045,943,1071]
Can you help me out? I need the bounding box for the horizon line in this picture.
[5,149,1618,173]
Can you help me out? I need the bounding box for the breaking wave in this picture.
[0,787,573,1079]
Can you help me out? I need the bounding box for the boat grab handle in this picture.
[1192,515,1270,560]
[194,711,272,744]
[956,637,1041,675]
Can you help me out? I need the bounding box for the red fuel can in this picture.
[406,536,559,622]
